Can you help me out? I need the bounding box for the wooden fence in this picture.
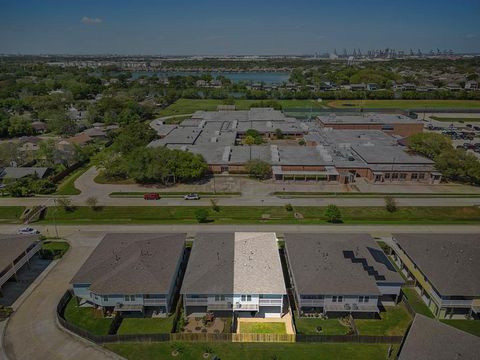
[296,334,403,344]
[57,290,402,345]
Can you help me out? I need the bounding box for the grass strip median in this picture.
[39,205,480,225]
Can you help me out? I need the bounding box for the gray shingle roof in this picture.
[181,232,286,295]
[398,315,480,360]
[285,233,403,296]
[181,233,235,294]
[393,233,480,296]
[0,234,39,271]
[0,167,49,180]
[71,233,186,295]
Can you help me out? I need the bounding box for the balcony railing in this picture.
[185,298,208,306]
[233,303,259,311]
[300,299,325,307]
[207,303,232,311]
[143,298,167,306]
[259,299,283,306]
[439,299,473,307]
[324,303,379,313]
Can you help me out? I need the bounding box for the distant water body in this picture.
[131,71,290,84]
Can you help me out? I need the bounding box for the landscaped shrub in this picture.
[194,209,209,223]
[324,204,343,223]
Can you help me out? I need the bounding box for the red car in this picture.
[144,193,160,200]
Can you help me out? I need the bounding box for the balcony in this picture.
[440,299,473,308]
[185,298,208,306]
[143,298,167,306]
[259,299,283,306]
[300,299,325,308]
[207,302,233,311]
[324,303,379,313]
[233,303,259,311]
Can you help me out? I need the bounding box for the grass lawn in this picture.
[0,206,24,223]
[441,320,480,337]
[117,316,174,335]
[355,305,412,336]
[54,164,91,195]
[158,99,326,117]
[326,99,480,109]
[239,322,286,334]
[430,116,480,123]
[63,297,112,336]
[295,318,351,335]
[109,191,241,198]
[40,240,70,259]
[106,342,392,360]
[274,191,480,198]
[402,288,434,318]
[40,205,480,225]
[94,172,136,184]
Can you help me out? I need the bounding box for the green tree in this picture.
[324,204,342,223]
[194,208,209,223]
[384,196,397,213]
[408,133,452,159]
[245,159,271,179]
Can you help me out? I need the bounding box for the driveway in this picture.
[3,232,120,360]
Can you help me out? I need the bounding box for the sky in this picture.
[0,0,479,55]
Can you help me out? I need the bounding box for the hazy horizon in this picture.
[1,0,479,56]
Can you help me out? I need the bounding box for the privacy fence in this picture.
[58,290,404,345]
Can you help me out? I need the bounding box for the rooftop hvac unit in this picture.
[222,146,232,162]
[270,145,280,162]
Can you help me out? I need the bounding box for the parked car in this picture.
[474,126,480,131]
[17,227,40,235]
[143,193,160,200]
[184,193,200,200]
[466,124,473,128]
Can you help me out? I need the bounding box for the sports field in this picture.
[326,100,480,109]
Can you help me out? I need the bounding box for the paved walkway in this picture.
[3,233,121,360]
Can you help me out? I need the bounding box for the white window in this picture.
[124,295,129,301]
[247,295,252,301]
[332,296,337,302]
[338,296,343,303]
[241,295,246,301]
[103,296,108,302]
[364,296,369,302]
[130,295,135,301]
[215,295,220,301]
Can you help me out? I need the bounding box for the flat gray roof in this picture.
[71,233,186,295]
[181,232,286,295]
[393,233,480,296]
[0,235,39,271]
[285,233,403,296]
[398,315,480,360]
[352,145,434,165]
